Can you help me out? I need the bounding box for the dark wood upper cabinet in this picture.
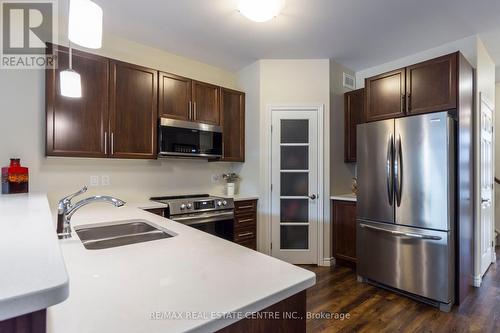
[159,72,192,121]
[192,81,220,125]
[46,46,109,157]
[406,53,457,115]
[332,200,357,265]
[109,61,158,159]
[221,88,245,162]
[365,68,406,122]
[344,88,364,163]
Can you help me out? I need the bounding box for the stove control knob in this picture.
[222,200,227,206]
[217,200,222,207]
[186,203,192,209]
[180,204,186,210]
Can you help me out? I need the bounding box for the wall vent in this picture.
[343,72,355,90]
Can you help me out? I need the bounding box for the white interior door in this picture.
[479,95,495,276]
[271,110,319,264]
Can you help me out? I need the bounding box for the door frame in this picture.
[263,105,325,265]
[473,92,496,287]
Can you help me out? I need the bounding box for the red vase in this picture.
[1,159,29,194]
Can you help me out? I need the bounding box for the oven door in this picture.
[159,118,222,159]
[171,211,234,241]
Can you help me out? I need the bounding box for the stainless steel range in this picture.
[150,194,235,240]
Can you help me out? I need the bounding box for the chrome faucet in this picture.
[57,186,126,239]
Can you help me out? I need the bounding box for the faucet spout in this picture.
[57,188,126,239]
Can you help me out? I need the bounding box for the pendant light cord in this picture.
[68,0,72,70]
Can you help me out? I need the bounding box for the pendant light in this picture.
[68,0,103,49]
[60,45,82,98]
[238,0,285,22]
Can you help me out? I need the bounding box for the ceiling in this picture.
[95,0,500,74]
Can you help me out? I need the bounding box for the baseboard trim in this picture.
[320,257,334,267]
[472,274,482,288]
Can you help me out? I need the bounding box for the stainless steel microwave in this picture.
[158,118,223,159]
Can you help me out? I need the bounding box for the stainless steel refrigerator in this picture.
[357,111,455,311]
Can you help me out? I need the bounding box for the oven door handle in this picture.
[172,211,234,225]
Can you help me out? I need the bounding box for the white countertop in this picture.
[330,193,357,202]
[217,194,259,202]
[0,193,69,321]
[47,200,314,333]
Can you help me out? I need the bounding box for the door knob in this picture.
[309,194,317,200]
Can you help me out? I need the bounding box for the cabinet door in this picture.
[221,88,245,162]
[406,53,457,115]
[344,88,364,162]
[192,81,220,125]
[332,200,357,263]
[46,45,109,157]
[365,69,405,122]
[109,61,158,159]
[159,72,192,121]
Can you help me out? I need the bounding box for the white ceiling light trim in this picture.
[68,0,103,48]
[238,0,285,22]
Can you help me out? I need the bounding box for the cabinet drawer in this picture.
[237,238,256,250]
[234,200,257,215]
[234,226,256,242]
[234,213,256,229]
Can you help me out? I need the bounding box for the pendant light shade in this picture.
[60,69,82,98]
[68,0,103,49]
[238,0,285,22]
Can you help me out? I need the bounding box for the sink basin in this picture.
[75,220,175,250]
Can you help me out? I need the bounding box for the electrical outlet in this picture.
[90,176,99,187]
[211,174,220,183]
[101,175,110,186]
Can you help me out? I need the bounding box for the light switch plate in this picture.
[90,176,99,187]
[101,175,110,186]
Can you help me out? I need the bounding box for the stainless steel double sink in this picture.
[75,220,175,250]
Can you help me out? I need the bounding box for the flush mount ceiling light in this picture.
[238,0,286,22]
[60,46,82,98]
[68,0,103,48]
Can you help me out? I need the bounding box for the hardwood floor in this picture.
[302,248,500,333]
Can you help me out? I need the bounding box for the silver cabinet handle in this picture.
[360,223,442,240]
[309,194,317,200]
[238,232,254,238]
[193,102,197,120]
[237,205,254,210]
[394,134,403,207]
[104,132,108,155]
[188,101,192,119]
[237,218,254,224]
[111,132,114,155]
[386,134,394,205]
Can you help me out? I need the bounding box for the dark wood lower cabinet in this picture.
[234,200,258,250]
[216,291,306,333]
[332,200,357,267]
[0,310,46,333]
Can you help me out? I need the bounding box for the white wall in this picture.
[0,33,239,209]
[496,83,500,235]
[356,35,478,87]
[474,38,496,281]
[330,59,356,195]
[235,59,331,263]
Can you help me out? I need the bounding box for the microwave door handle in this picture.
[386,134,394,205]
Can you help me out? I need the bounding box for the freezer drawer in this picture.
[357,220,454,304]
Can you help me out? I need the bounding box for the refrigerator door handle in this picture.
[386,134,394,205]
[394,134,403,207]
[359,223,442,240]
